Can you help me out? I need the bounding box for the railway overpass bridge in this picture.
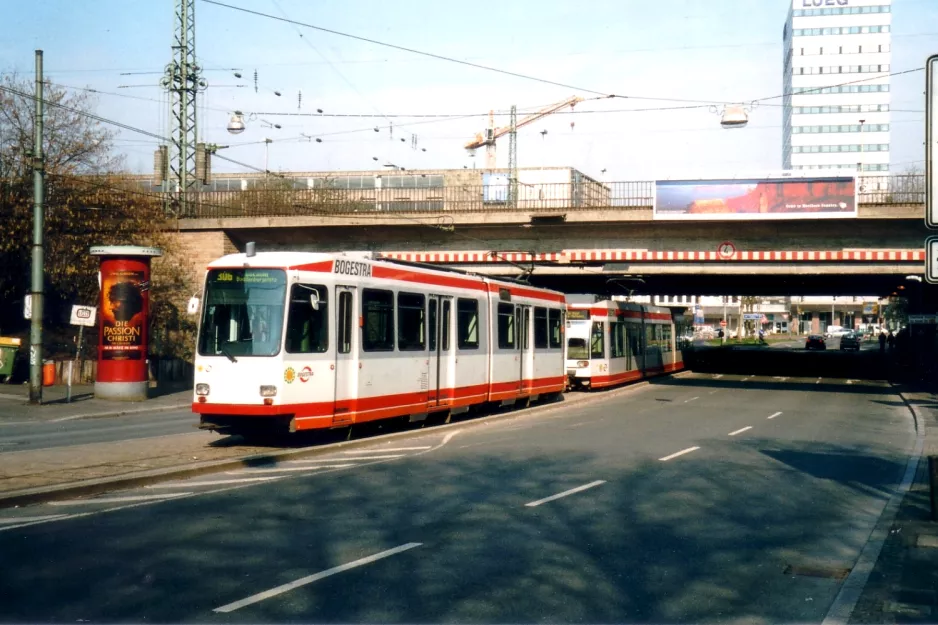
[172,173,928,298]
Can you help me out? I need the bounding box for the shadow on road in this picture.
[650,374,891,397]
[0,432,911,623]
[685,345,890,381]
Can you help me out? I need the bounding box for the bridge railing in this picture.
[175,174,924,219]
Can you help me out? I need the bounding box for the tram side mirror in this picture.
[187,297,200,315]
[309,290,320,311]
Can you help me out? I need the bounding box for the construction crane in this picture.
[465,95,583,170]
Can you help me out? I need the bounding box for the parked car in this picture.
[824,325,849,338]
[839,331,861,351]
[805,334,827,350]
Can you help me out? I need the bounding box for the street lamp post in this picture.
[263,138,272,186]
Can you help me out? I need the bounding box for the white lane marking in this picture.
[147,477,281,488]
[659,446,700,462]
[847,380,854,385]
[213,543,422,613]
[708,390,719,395]
[567,422,589,428]
[728,426,753,436]
[0,514,68,524]
[49,492,193,506]
[525,480,607,508]
[684,396,699,403]
[283,461,358,468]
[457,437,512,450]
[713,374,723,379]
[816,378,822,385]
[227,465,352,475]
[329,454,404,460]
[767,411,783,420]
[341,447,429,454]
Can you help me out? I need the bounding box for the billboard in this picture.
[654,176,857,220]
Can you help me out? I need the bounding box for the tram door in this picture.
[333,286,358,425]
[427,296,454,407]
[517,305,533,394]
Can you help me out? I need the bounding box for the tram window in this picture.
[662,325,672,353]
[522,308,530,350]
[590,322,605,358]
[534,307,548,348]
[498,303,515,349]
[338,290,352,354]
[398,292,426,351]
[628,326,641,366]
[285,284,328,354]
[442,300,451,351]
[429,298,438,352]
[362,289,394,351]
[610,322,625,358]
[567,338,588,359]
[457,298,479,349]
[548,308,562,348]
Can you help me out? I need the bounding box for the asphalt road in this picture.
[0,372,915,623]
[0,408,197,453]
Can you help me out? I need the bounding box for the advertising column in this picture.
[90,245,162,401]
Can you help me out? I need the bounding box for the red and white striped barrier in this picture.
[380,249,925,263]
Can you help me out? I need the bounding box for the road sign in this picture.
[743,313,762,320]
[908,314,938,325]
[23,296,31,320]
[718,241,736,258]
[69,305,97,327]
[928,54,937,228]
[720,320,727,327]
[927,236,938,284]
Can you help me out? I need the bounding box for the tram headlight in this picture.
[259,385,278,397]
[576,360,589,368]
[195,383,210,396]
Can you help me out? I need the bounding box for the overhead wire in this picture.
[0,83,278,178]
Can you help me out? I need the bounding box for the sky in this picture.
[2,0,936,181]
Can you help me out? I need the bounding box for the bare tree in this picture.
[0,76,195,360]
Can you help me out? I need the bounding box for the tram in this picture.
[564,300,688,390]
[192,251,567,435]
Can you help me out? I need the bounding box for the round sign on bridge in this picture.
[718,241,736,258]
[720,320,727,327]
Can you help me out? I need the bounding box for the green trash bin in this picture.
[0,337,21,377]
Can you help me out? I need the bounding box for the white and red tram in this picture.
[564,300,687,390]
[192,251,567,435]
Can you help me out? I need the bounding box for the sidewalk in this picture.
[849,386,938,623]
[0,383,191,422]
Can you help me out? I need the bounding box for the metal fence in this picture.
[174,175,924,219]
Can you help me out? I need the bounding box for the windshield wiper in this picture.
[220,344,238,363]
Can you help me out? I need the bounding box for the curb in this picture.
[48,402,192,422]
[822,384,927,624]
[0,374,670,509]
[0,400,191,424]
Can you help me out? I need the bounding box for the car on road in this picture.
[825,325,849,338]
[805,334,827,350]
[839,331,861,351]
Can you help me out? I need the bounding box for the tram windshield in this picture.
[198,269,287,358]
[567,338,589,360]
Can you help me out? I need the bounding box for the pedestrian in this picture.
[878,330,887,352]
[887,331,895,350]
